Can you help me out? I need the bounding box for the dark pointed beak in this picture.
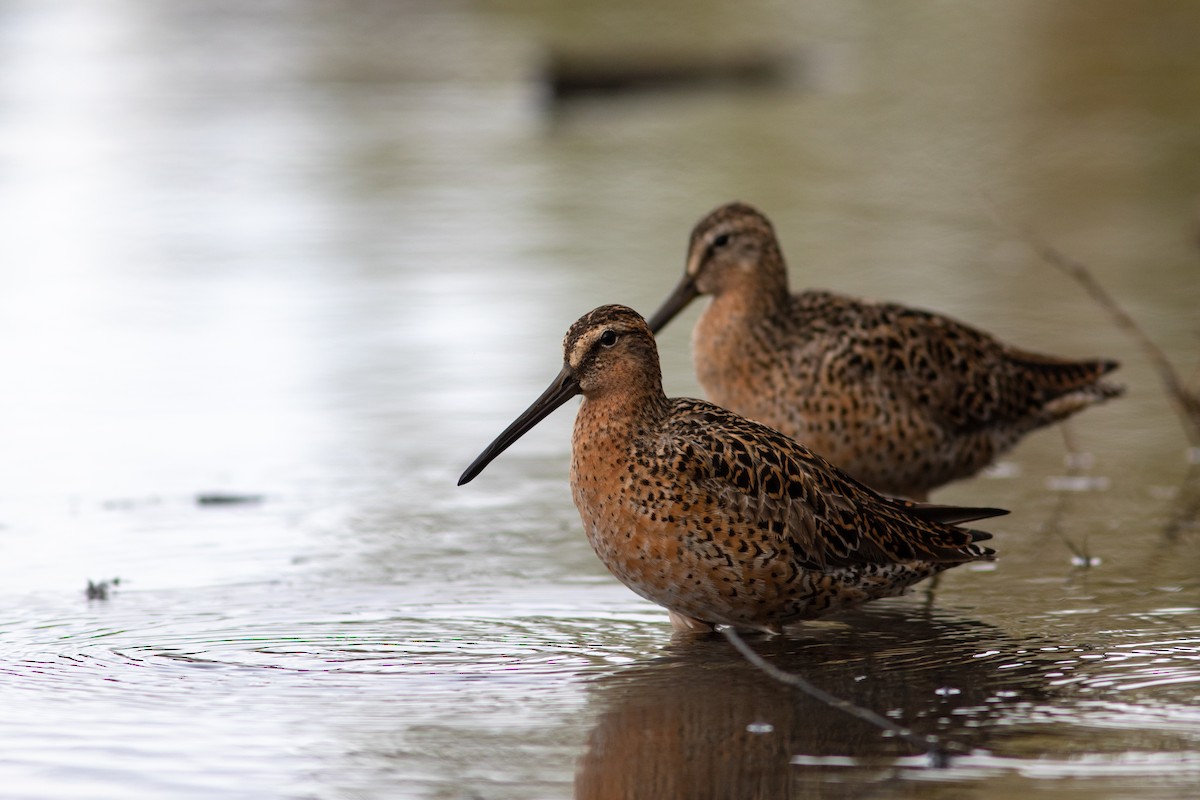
[646,274,700,334]
[458,365,581,485]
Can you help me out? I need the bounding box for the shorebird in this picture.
[459,305,1003,633]
[647,201,1124,500]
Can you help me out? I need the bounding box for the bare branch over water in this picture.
[985,199,1200,446]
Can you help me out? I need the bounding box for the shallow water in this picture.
[2,1,1200,798]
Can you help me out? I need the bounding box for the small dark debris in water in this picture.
[102,496,163,510]
[86,577,121,601]
[545,49,797,103]
[196,492,265,506]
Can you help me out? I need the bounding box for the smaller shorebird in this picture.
[459,305,1003,633]
[648,202,1124,500]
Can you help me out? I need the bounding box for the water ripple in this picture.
[793,749,1200,779]
[0,589,667,711]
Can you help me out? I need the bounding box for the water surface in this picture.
[2,1,1199,798]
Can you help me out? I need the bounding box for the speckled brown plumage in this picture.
[648,201,1124,500]
[460,305,1002,633]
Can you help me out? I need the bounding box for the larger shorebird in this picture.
[459,305,1003,633]
[647,202,1124,500]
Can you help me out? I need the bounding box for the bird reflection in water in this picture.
[574,605,1053,800]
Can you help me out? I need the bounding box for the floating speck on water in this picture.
[85,577,121,600]
[1148,485,1178,500]
[746,722,774,734]
[605,655,637,665]
[982,461,1021,479]
[935,687,962,697]
[1071,555,1103,567]
[1064,452,1096,470]
[1046,475,1111,492]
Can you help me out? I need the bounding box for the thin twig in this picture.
[1045,424,1094,567]
[1189,349,1200,398]
[1043,509,1089,564]
[986,202,1200,445]
[720,627,951,767]
[1163,462,1200,542]
[1032,235,1198,441]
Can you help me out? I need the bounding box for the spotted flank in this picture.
[647,201,1124,500]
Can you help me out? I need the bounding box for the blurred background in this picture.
[1,1,1199,798]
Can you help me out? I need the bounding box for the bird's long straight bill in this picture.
[646,274,699,334]
[458,365,581,485]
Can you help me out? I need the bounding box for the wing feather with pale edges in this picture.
[665,398,1001,569]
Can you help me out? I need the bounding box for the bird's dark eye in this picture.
[712,232,731,248]
[599,329,619,347]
